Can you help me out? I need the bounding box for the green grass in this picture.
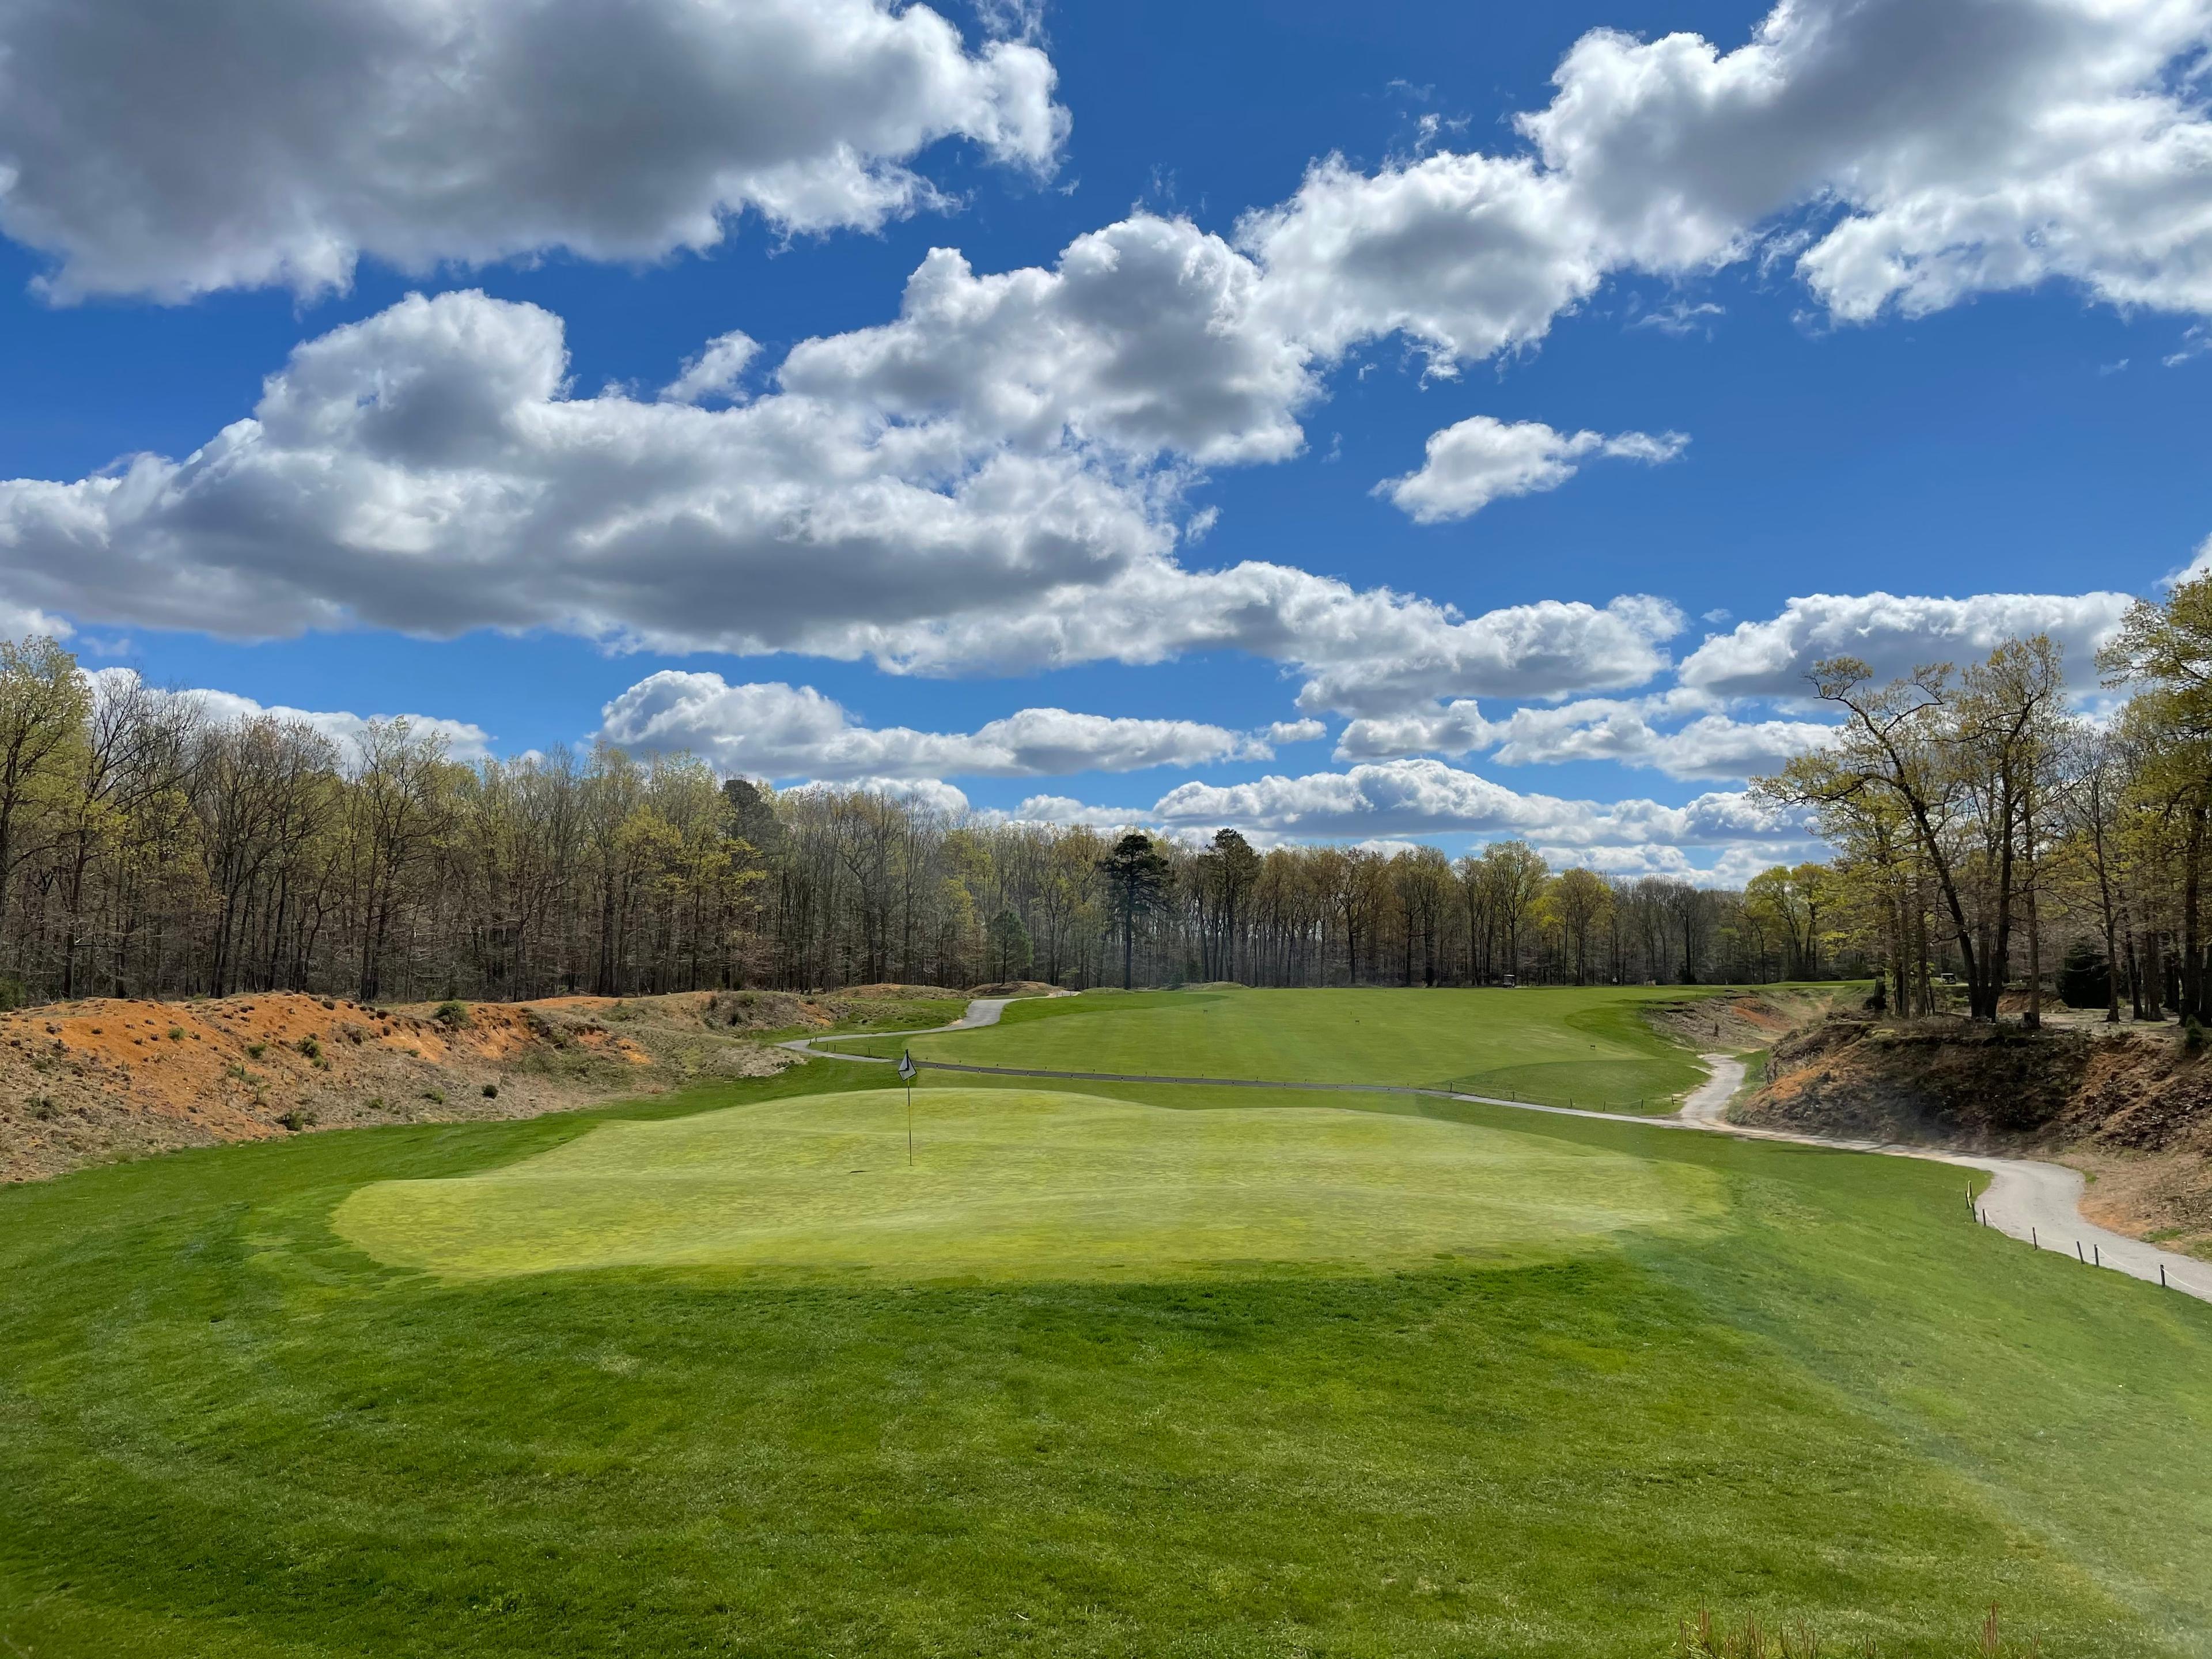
[3,996,2212,1656]
[838,984,1722,1109]
[334,1088,1721,1281]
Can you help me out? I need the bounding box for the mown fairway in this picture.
[845,984,1722,1108]
[4,993,2211,1657]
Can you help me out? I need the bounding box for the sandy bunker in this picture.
[332,1088,1722,1281]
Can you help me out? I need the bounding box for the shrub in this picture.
[481,1082,499,1099]
[295,1035,321,1060]
[2187,1016,2206,1052]
[276,1108,316,1132]
[434,1000,471,1028]
[245,1042,266,1060]
[421,1086,446,1105]
[2056,939,2112,1010]
[26,1096,58,1121]
[166,1027,184,1041]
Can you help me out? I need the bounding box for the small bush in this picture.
[2187,1016,2206,1052]
[434,1000,471,1028]
[365,1096,385,1112]
[276,1108,317,1132]
[295,1035,321,1060]
[245,1042,266,1060]
[166,1027,184,1041]
[26,1096,58,1121]
[481,1082,499,1099]
[421,1086,446,1105]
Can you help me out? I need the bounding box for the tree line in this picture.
[1757,568,2212,1025]
[0,639,1848,1006]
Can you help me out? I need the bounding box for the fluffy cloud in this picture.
[1534,840,1826,888]
[89,669,494,762]
[596,671,1267,780]
[786,775,974,816]
[1378,417,1687,522]
[1246,0,2212,366]
[661,332,762,406]
[0,601,70,643]
[1335,694,1835,780]
[0,290,1168,655]
[1007,794,1150,831]
[0,0,1063,301]
[0,290,1684,713]
[779,216,1315,465]
[9,0,2210,357]
[1150,757,1804,847]
[1677,590,2136,698]
[1266,718,1328,744]
[1240,150,1604,366]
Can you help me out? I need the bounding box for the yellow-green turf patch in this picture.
[332,1086,1721,1281]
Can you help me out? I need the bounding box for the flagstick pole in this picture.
[907,1081,914,1164]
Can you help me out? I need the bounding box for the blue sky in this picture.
[2,0,2208,878]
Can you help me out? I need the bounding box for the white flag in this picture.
[897,1051,916,1082]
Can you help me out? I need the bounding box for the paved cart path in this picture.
[785,998,2212,1305]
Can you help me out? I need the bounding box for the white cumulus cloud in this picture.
[0,0,1065,301]
[1335,694,1835,781]
[1677,590,2136,698]
[595,671,1268,780]
[1150,757,1804,847]
[0,290,1688,714]
[89,669,495,762]
[1378,416,1687,522]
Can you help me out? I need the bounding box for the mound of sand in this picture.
[0,990,802,1184]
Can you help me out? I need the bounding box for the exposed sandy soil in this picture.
[0,988,838,1184]
[1734,1010,2212,1259]
[1641,986,1850,1051]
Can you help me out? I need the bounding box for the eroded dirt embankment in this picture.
[1736,1013,2212,1257]
[1642,986,1843,1052]
[0,984,967,1184]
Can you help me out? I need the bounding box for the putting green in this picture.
[332,1087,1722,1280]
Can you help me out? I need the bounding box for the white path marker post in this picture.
[898,1050,917,1165]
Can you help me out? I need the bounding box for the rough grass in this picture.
[839,984,1722,1109]
[332,1086,1721,1281]
[3,1041,2212,1655]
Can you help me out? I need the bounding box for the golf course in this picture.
[837,984,1731,1108]
[5,986,2210,1657]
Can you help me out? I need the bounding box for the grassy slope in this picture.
[2,1054,2210,1656]
[840,985,1722,1109]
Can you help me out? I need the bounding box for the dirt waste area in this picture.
[1736,1011,2212,1259]
[0,988,858,1184]
[1642,986,1849,1051]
